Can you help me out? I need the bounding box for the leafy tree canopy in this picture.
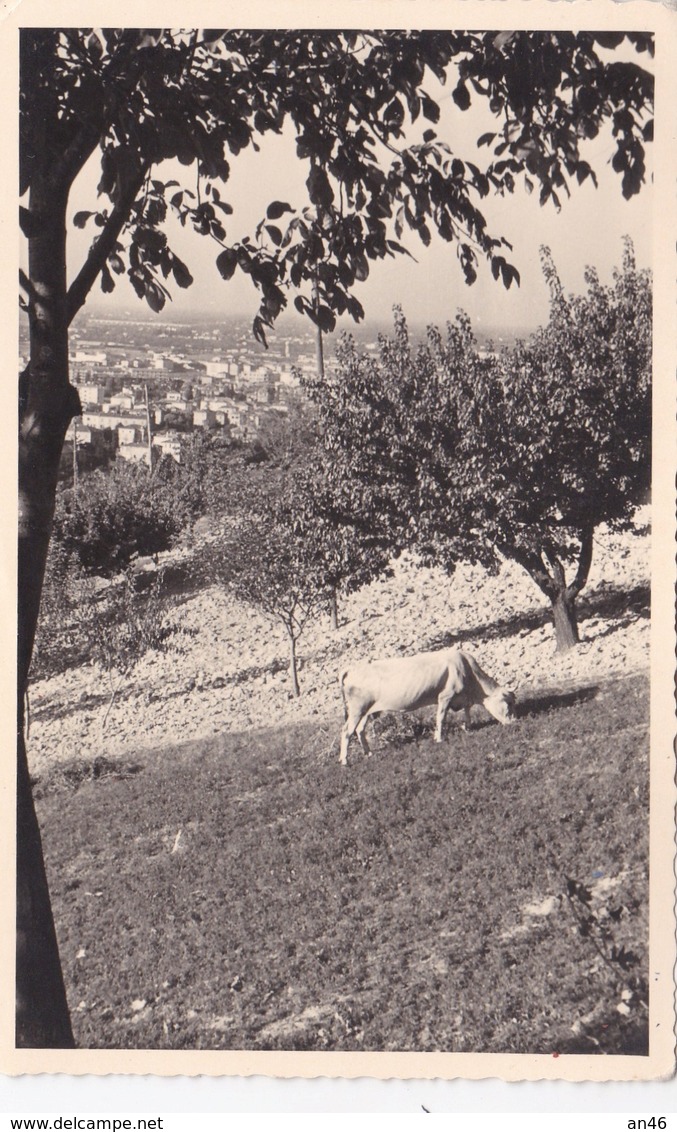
[305,240,651,649]
[21,29,653,341]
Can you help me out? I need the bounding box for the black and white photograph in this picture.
[6,0,676,1086]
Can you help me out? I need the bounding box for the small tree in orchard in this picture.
[281,454,394,630]
[84,569,174,727]
[309,242,651,651]
[209,516,328,697]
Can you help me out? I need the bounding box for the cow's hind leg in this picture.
[340,709,367,765]
[355,714,372,756]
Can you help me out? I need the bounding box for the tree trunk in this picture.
[329,588,339,631]
[315,322,325,382]
[551,588,580,652]
[504,527,593,656]
[18,178,78,1046]
[286,628,301,697]
[547,527,593,653]
[16,730,74,1047]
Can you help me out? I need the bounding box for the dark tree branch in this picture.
[543,545,567,590]
[567,524,595,600]
[67,162,149,325]
[498,542,555,598]
[48,120,102,197]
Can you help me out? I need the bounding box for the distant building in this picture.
[206,397,235,413]
[78,384,105,406]
[65,422,93,444]
[251,383,275,405]
[118,424,143,446]
[154,434,183,463]
[279,369,300,389]
[204,360,228,377]
[118,443,150,466]
[73,349,106,365]
[109,393,135,410]
[193,408,217,428]
[165,391,190,409]
[82,411,146,431]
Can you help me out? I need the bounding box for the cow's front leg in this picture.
[463,705,472,731]
[340,711,361,765]
[435,697,451,742]
[339,725,350,765]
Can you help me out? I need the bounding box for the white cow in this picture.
[339,647,516,764]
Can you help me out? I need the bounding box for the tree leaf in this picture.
[172,256,194,289]
[309,304,336,333]
[307,165,334,211]
[216,248,238,280]
[145,284,165,313]
[264,224,283,246]
[100,264,115,293]
[421,94,441,123]
[452,82,471,111]
[267,201,293,220]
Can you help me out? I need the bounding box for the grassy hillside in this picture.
[35,670,649,1054]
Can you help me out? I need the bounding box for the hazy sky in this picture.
[66,44,653,337]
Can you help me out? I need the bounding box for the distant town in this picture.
[19,307,520,475]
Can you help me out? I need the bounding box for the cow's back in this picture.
[344,651,454,713]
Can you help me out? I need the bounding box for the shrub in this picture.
[82,568,176,726]
[52,461,183,576]
[31,541,100,679]
[31,549,175,721]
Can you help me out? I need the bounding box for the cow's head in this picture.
[484,689,516,725]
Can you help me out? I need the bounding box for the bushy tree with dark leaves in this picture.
[52,461,182,576]
[486,239,651,648]
[308,242,651,651]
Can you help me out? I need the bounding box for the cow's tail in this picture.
[339,668,349,721]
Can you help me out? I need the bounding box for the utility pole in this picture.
[144,382,153,471]
[72,416,78,497]
[313,276,325,383]
[313,270,338,631]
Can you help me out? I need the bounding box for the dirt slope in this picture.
[27,514,650,775]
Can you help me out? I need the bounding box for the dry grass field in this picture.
[34,669,648,1054]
